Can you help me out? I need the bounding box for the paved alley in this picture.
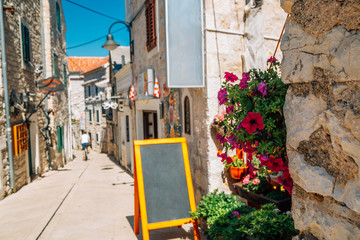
[0,150,204,240]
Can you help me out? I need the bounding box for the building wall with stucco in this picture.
[126,0,287,203]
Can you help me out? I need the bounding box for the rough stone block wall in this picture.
[44,0,69,170]
[13,152,28,190]
[281,0,360,238]
[1,0,45,195]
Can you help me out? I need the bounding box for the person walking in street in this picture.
[81,130,91,160]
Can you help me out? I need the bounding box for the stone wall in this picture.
[0,0,46,196]
[83,67,110,153]
[43,0,70,168]
[281,0,360,238]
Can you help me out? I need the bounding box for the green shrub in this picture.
[192,190,299,240]
[191,189,251,226]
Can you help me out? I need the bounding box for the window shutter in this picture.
[145,0,156,51]
[22,24,30,62]
[57,126,61,153]
[63,64,67,87]
[56,3,61,32]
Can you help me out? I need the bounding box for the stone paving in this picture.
[0,150,206,240]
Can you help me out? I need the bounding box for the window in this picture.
[96,109,100,123]
[63,64,67,88]
[145,0,156,51]
[89,109,92,122]
[11,123,28,155]
[87,86,91,98]
[143,111,158,139]
[53,54,59,77]
[96,133,99,142]
[56,2,61,32]
[126,115,130,142]
[184,96,191,135]
[95,86,99,96]
[56,125,64,153]
[21,23,31,62]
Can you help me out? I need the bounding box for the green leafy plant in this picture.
[238,204,299,240]
[192,191,298,240]
[191,190,250,226]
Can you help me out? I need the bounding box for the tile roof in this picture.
[67,56,109,73]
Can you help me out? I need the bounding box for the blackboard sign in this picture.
[133,138,200,240]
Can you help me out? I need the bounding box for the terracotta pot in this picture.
[229,166,248,180]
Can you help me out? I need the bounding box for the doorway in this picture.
[143,111,158,139]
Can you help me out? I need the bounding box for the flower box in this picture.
[233,182,291,212]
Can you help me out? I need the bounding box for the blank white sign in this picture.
[165,0,204,88]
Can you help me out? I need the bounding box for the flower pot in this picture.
[233,182,291,212]
[229,166,248,180]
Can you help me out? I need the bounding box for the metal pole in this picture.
[108,21,133,63]
[0,0,15,191]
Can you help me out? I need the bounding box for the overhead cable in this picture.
[67,27,126,50]
[64,0,120,21]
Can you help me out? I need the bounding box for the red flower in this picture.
[224,72,238,82]
[266,157,284,172]
[217,152,232,165]
[241,112,264,134]
[216,134,227,144]
[267,56,278,63]
[277,168,293,195]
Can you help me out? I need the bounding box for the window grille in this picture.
[12,124,28,155]
[145,0,156,51]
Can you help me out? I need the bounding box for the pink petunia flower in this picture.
[267,56,277,63]
[239,72,250,89]
[224,72,238,82]
[242,174,251,185]
[258,81,269,96]
[241,112,264,134]
[253,178,261,185]
[218,88,228,105]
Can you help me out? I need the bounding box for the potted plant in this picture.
[219,148,248,180]
[234,156,291,211]
[216,57,293,196]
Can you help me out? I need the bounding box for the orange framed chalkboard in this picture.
[133,137,200,240]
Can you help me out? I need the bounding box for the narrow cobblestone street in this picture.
[0,150,204,240]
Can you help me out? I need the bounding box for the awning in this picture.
[81,77,109,87]
[95,79,109,88]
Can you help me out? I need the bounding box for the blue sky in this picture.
[63,0,129,57]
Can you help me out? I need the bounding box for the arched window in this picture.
[184,96,191,135]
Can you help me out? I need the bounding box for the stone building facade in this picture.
[280,0,360,239]
[0,0,70,198]
[126,0,286,202]
[42,0,71,168]
[68,57,109,150]
[82,57,110,153]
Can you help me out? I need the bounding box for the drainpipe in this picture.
[39,0,51,167]
[0,0,15,191]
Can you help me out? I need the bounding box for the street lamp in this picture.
[102,20,133,63]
